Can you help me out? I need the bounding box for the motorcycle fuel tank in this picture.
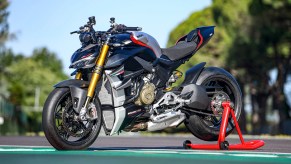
[130,31,162,58]
[105,32,161,69]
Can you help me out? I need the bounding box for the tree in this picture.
[31,48,66,77]
[210,0,291,134]
[6,48,67,106]
[3,48,68,133]
[0,0,10,92]
[0,1,68,134]
[0,0,14,48]
[0,0,15,100]
[211,0,263,134]
[248,0,291,133]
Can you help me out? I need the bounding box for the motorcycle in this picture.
[42,16,242,150]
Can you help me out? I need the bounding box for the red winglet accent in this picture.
[81,53,92,59]
[196,30,203,50]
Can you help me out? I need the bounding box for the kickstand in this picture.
[183,101,265,150]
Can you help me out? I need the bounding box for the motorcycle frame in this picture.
[56,26,217,136]
[71,51,209,135]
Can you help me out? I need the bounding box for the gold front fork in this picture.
[78,37,111,120]
[87,44,110,98]
[75,71,82,80]
[79,42,110,120]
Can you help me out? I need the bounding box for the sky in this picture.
[4,0,291,106]
[6,0,212,75]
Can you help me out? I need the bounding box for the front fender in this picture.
[54,79,89,88]
[54,79,89,113]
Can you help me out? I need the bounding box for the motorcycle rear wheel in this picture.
[42,88,102,150]
[184,67,242,141]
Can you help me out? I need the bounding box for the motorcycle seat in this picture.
[161,41,197,61]
[161,29,198,61]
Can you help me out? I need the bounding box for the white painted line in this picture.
[180,152,224,155]
[138,150,179,154]
[0,148,34,151]
[229,154,278,158]
[220,150,291,155]
[0,148,55,152]
[102,149,224,155]
[0,145,53,148]
[104,149,179,154]
[137,149,181,152]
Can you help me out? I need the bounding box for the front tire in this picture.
[42,88,102,150]
[184,67,242,141]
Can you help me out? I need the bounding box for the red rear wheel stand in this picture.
[184,101,265,150]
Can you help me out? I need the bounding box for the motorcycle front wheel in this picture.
[184,67,242,141]
[42,88,102,150]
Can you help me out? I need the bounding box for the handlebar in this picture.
[70,17,143,46]
[123,27,142,31]
[112,24,142,33]
[71,25,141,35]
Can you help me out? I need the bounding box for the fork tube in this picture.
[87,43,110,98]
[75,71,82,80]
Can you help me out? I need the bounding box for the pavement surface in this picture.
[0,135,291,164]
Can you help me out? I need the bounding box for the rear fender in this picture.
[182,62,206,85]
[195,67,237,85]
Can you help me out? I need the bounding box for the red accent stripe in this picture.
[196,30,203,50]
[130,34,156,56]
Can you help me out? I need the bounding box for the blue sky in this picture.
[5,0,291,106]
[6,0,212,75]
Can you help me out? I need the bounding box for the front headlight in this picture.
[69,53,97,69]
[69,60,88,69]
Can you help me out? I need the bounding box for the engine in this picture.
[134,82,156,106]
[131,73,156,106]
[124,75,210,132]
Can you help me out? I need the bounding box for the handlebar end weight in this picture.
[70,31,78,35]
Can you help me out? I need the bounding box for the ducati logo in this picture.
[137,34,143,38]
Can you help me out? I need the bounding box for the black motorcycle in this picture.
[42,17,242,150]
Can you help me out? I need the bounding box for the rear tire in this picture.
[42,88,102,150]
[184,67,242,141]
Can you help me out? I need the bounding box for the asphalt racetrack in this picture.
[0,135,291,164]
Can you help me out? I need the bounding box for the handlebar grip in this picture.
[124,27,142,31]
[70,31,79,34]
